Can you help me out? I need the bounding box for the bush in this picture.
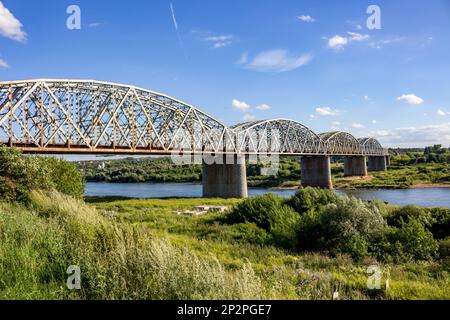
[286,187,339,215]
[297,197,386,260]
[387,205,433,228]
[37,157,85,199]
[0,147,52,202]
[227,194,299,249]
[428,208,450,240]
[382,220,439,261]
[439,238,450,258]
[0,147,85,202]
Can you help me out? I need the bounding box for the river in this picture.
[85,182,450,208]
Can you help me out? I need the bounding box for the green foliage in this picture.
[438,238,450,258]
[310,197,386,260]
[381,220,439,262]
[227,194,299,249]
[285,187,339,215]
[0,147,52,202]
[387,205,433,228]
[0,147,85,202]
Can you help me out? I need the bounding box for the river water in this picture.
[85,182,450,208]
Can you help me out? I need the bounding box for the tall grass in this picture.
[0,190,264,299]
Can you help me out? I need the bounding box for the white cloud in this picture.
[170,3,178,31]
[364,95,370,101]
[437,109,450,116]
[205,34,233,49]
[255,104,271,111]
[327,32,369,49]
[242,49,312,72]
[332,121,341,126]
[347,32,369,42]
[243,113,256,121]
[232,99,250,111]
[0,58,8,68]
[397,94,424,105]
[372,120,377,124]
[351,123,365,129]
[0,1,26,42]
[315,107,339,116]
[298,15,315,22]
[370,122,450,147]
[328,35,348,49]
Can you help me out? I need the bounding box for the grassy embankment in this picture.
[1,191,448,299]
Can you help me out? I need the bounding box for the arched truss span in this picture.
[231,119,323,154]
[0,79,234,154]
[0,79,388,156]
[358,137,385,156]
[319,131,363,155]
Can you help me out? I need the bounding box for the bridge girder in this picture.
[0,79,388,156]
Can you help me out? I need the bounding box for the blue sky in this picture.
[1,0,450,148]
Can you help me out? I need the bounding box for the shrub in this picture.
[428,208,450,240]
[286,187,339,215]
[227,194,300,249]
[0,147,85,202]
[439,238,450,258]
[373,219,439,262]
[387,205,433,228]
[0,147,52,202]
[37,157,85,199]
[230,222,272,246]
[298,197,386,260]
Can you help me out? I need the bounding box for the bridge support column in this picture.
[344,156,367,177]
[385,155,391,166]
[301,156,333,189]
[202,155,248,198]
[368,156,387,172]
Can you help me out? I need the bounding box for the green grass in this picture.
[87,196,450,300]
[0,192,448,300]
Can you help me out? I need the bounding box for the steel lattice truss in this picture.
[0,79,388,156]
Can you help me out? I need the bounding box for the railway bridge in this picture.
[0,79,389,198]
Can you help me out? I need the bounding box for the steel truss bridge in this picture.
[0,79,388,156]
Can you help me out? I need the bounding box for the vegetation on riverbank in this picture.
[76,145,450,189]
[0,147,449,300]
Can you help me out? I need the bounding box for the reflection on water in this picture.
[85,182,450,208]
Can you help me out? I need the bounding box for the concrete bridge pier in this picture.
[368,156,387,172]
[385,155,391,166]
[344,156,367,177]
[202,154,248,198]
[301,156,333,189]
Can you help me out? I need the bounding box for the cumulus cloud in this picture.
[0,58,8,68]
[205,34,233,48]
[255,104,271,111]
[397,94,424,105]
[327,32,369,49]
[328,35,348,49]
[232,99,250,111]
[298,15,315,22]
[241,49,312,72]
[437,109,450,116]
[0,1,26,42]
[370,123,450,147]
[315,107,339,116]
